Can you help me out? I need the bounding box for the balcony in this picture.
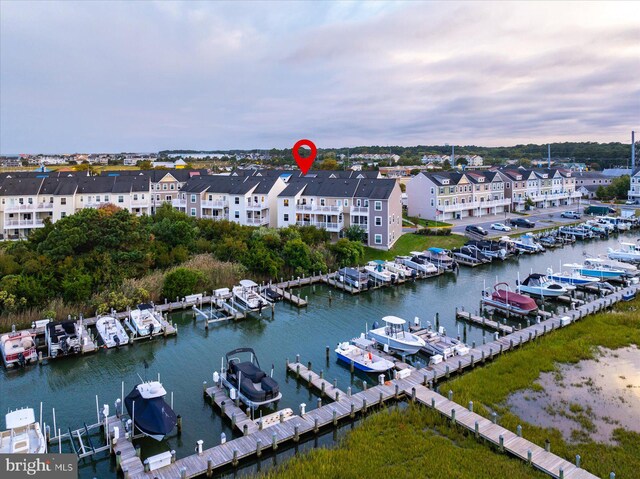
[4,218,45,228]
[172,199,186,208]
[296,220,343,232]
[351,206,369,214]
[440,198,510,212]
[296,204,341,213]
[5,203,54,212]
[202,213,229,221]
[131,199,150,207]
[246,201,267,210]
[202,199,228,209]
[245,216,269,226]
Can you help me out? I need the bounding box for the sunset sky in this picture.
[1,1,638,153]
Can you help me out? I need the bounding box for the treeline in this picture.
[596,175,630,200]
[0,205,365,330]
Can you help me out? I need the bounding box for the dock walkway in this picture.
[107,415,145,478]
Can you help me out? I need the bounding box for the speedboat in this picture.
[466,240,508,259]
[451,249,483,265]
[367,316,426,355]
[232,280,272,311]
[96,316,130,348]
[385,260,415,279]
[419,325,469,359]
[579,258,630,279]
[125,381,177,441]
[516,273,568,297]
[396,255,437,274]
[126,304,164,337]
[365,260,396,283]
[221,348,281,408]
[336,267,370,289]
[508,234,543,253]
[419,248,456,270]
[458,244,493,262]
[335,337,394,373]
[608,242,640,263]
[1,330,37,368]
[546,265,600,287]
[45,321,81,358]
[0,408,46,453]
[481,282,538,316]
[559,225,592,240]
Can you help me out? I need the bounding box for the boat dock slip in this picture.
[286,362,347,399]
[271,286,308,307]
[455,311,514,334]
[406,385,598,479]
[321,274,361,294]
[107,415,145,477]
[205,385,259,434]
[77,321,97,354]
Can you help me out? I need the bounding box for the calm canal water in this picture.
[2,232,638,478]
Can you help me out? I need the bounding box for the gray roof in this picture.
[279,177,395,199]
[0,177,44,196]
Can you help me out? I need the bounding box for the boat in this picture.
[365,260,397,283]
[396,255,437,274]
[96,316,130,348]
[607,242,640,263]
[499,236,532,254]
[336,267,370,289]
[384,260,415,279]
[507,234,544,253]
[622,291,636,301]
[419,248,456,270]
[220,348,281,408]
[1,330,37,368]
[366,316,426,355]
[232,280,272,311]
[335,337,394,373]
[262,287,283,302]
[0,408,46,453]
[516,274,568,298]
[124,381,177,441]
[546,265,600,287]
[599,216,630,231]
[126,304,164,337]
[579,258,630,279]
[481,282,538,316]
[466,240,508,259]
[45,321,81,358]
[457,245,492,263]
[419,325,470,359]
[451,249,483,266]
[559,225,592,240]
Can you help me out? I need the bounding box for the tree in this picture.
[317,158,338,170]
[524,197,534,211]
[330,239,365,267]
[162,268,204,300]
[282,239,312,276]
[399,183,406,193]
[137,160,153,169]
[344,225,366,242]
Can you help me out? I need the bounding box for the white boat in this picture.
[583,256,637,277]
[599,216,630,231]
[126,304,164,337]
[232,280,272,311]
[0,408,46,453]
[516,273,568,297]
[367,316,426,355]
[384,260,414,279]
[45,321,81,358]
[546,265,599,287]
[365,260,396,283]
[1,330,38,368]
[396,255,437,274]
[419,325,469,359]
[335,338,394,373]
[96,316,130,348]
[607,242,640,263]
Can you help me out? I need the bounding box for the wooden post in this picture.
[474,420,479,439]
[243,424,248,436]
[294,425,299,443]
[499,434,504,452]
[207,458,213,477]
[517,425,522,437]
[116,451,121,468]
[171,450,176,463]
[451,408,456,424]
[527,449,532,465]
[256,439,262,458]
[411,387,416,403]
[350,403,355,419]
[332,410,337,426]
[232,450,238,467]
[468,401,473,412]
[272,432,277,451]
[314,418,319,433]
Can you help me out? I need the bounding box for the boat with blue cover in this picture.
[335,336,394,373]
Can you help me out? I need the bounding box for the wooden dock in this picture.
[205,385,259,435]
[271,286,308,307]
[107,415,145,478]
[456,310,514,334]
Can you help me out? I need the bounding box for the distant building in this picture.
[0,157,21,167]
[628,168,640,204]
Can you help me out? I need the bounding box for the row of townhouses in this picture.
[0,169,402,249]
[407,168,581,220]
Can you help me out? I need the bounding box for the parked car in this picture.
[508,218,535,228]
[465,225,488,236]
[490,223,511,232]
[561,211,582,219]
[625,200,637,205]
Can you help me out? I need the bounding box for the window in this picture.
[337,200,342,207]
[431,187,435,195]
[364,199,369,207]
[61,198,67,205]
[163,184,167,190]
[440,187,444,194]
[104,196,109,202]
[165,195,171,201]
[374,201,382,211]
[431,199,434,207]
[170,184,175,190]
[284,213,289,222]
[133,194,138,201]
[235,197,240,204]
[190,208,196,217]
[156,194,161,200]
[61,212,66,218]
[284,199,289,207]
[118,196,124,203]
[344,200,349,207]
[234,211,240,219]
[375,216,382,226]
[356,199,361,207]
[374,234,382,245]
[191,194,196,203]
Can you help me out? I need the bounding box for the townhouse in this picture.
[277,176,402,249]
[498,168,580,211]
[628,168,640,204]
[406,171,509,221]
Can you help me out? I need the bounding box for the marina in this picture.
[2,231,639,479]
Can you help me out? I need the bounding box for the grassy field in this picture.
[363,233,466,262]
[403,213,453,228]
[261,405,548,479]
[446,299,640,479]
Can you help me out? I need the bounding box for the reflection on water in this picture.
[1,232,638,477]
[507,346,640,444]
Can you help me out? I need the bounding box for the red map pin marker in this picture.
[292,139,316,175]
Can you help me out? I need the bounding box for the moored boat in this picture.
[516,273,568,297]
[418,325,470,359]
[365,260,396,283]
[396,255,437,274]
[45,321,81,358]
[124,381,177,441]
[0,408,46,453]
[579,258,630,280]
[1,330,37,368]
[232,280,272,311]
[607,242,640,263]
[220,348,281,408]
[546,265,600,287]
[419,247,456,270]
[336,267,370,289]
[385,260,415,279]
[126,304,164,337]
[96,315,130,348]
[481,282,538,316]
[367,316,426,355]
[335,338,394,373]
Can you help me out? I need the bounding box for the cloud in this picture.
[0,0,638,153]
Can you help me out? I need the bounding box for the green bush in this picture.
[416,227,452,236]
[162,267,205,300]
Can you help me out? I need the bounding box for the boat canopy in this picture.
[239,279,258,288]
[137,381,168,399]
[428,247,445,253]
[381,316,406,325]
[372,260,385,265]
[6,409,35,429]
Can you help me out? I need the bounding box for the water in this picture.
[1,232,637,478]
